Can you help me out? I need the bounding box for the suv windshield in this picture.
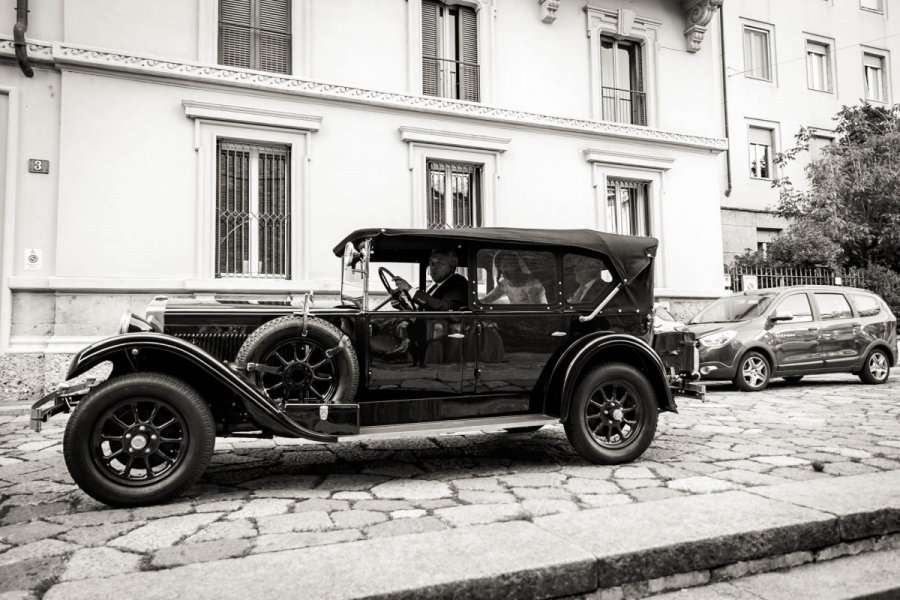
[691,294,775,324]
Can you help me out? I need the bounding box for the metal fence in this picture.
[727,266,868,292]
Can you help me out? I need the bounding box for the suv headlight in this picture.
[699,330,737,349]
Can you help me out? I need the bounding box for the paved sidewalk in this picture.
[1,374,899,598]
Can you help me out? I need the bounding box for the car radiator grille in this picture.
[173,332,248,362]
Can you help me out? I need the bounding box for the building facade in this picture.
[0,0,728,393]
[720,0,900,264]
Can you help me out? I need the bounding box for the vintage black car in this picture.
[31,228,703,507]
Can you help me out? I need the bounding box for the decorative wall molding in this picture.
[583,148,675,171]
[0,37,726,151]
[182,101,323,131]
[539,0,560,24]
[681,0,724,53]
[399,127,510,152]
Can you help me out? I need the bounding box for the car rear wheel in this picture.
[564,363,658,465]
[63,372,215,507]
[859,348,891,385]
[733,351,770,392]
[783,375,804,383]
[236,316,359,406]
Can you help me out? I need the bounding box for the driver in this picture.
[394,248,467,311]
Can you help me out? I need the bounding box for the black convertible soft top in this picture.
[333,227,658,283]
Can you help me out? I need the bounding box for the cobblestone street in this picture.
[1,374,899,597]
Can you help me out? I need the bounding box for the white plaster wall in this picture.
[724,0,900,212]
[0,0,63,40]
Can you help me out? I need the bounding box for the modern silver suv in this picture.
[686,286,897,391]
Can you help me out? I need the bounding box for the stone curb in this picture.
[39,470,900,599]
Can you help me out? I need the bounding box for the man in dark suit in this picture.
[393,248,467,311]
[393,248,468,366]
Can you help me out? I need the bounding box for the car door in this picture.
[470,248,567,409]
[367,310,473,397]
[813,292,861,369]
[768,292,822,373]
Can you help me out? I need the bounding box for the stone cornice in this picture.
[0,37,726,152]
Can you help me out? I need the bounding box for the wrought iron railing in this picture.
[727,266,868,292]
[422,56,480,102]
[601,86,646,125]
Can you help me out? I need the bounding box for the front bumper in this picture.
[30,379,97,432]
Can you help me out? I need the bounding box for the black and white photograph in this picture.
[1,0,899,598]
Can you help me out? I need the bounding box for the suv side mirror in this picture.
[769,311,794,322]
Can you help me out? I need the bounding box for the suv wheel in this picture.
[734,351,770,392]
[859,348,891,385]
[564,363,658,465]
[63,373,215,507]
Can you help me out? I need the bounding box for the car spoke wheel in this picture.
[564,363,658,465]
[63,372,215,507]
[859,348,891,385]
[237,316,359,407]
[733,351,770,392]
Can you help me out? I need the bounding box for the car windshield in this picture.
[690,294,775,324]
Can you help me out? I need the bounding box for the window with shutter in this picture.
[606,179,650,236]
[216,140,291,278]
[219,0,291,74]
[864,53,887,102]
[748,126,774,179]
[599,37,645,125]
[421,1,479,102]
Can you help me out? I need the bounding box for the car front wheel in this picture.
[733,351,770,392]
[564,363,658,465]
[859,348,891,385]
[63,372,215,507]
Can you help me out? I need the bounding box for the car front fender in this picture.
[66,332,339,443]
[548,333,677,423]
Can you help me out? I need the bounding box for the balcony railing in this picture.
[423,56,480,102]
[601,86,646,125]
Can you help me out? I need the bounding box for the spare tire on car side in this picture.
[236,316,359,406]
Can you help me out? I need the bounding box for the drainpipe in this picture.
[14,0,34,78]
[719,6,730,197]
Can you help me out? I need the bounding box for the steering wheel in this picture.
[377,267,416,311]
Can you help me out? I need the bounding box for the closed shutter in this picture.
[422,0,440,97]
[458,5,479,102]
[219,0,252,69]
[633,43,645,125]
[258,0,291,74]
[219,0,291,74]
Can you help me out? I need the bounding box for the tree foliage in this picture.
[772,103,900,271]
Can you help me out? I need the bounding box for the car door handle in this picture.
[808,328,819,332]
[447,333,465,339]
[550,331,567,337]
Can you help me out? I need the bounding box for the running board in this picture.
[346,414,558,441]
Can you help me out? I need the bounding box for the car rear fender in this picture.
[855,340,896,371]
[66,332,338,443]
[547,333,677,423]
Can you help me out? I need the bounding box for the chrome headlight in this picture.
[118,311,155,334]
[698,330,737,349]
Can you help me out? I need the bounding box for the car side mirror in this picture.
[769,311,794,322]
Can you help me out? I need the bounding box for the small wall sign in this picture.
[28,159,50,174]
[24,248,42,271]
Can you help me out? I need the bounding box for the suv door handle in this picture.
[447,333,465,339]
[808,328,819,332]
[550,331,567,337]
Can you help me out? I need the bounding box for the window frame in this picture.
[805,37,835,93]
[605,178,651,237]
[850,293,882,318]
[774,293,814,323]
[860,0,884,14]
[474,248,559,308]
[742,23,774,82]
[216,0,292,74]
[586,6,660,127]
[425,159,484,230]
[747,123,777,181]
[813,292,854,321]
[598,36,646,126]
[863,50,890,104]
[421,0,480,102]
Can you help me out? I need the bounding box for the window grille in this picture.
[426,160,482,229]
[606,178,649,237]
[216,140,291,278]
[219,0,291,74]
[422,0,480,102]
[599,37,646,125]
